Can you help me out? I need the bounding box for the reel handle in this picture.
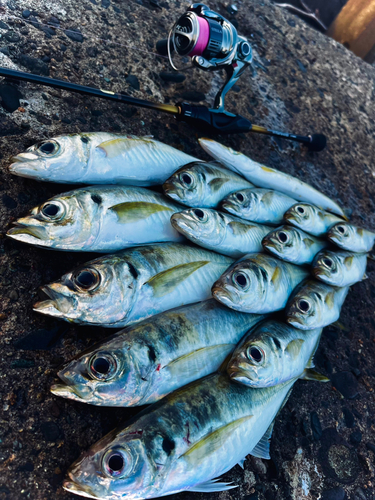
[156,39,174,56]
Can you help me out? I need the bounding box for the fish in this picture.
[285,279,349,330]
[170,208,273,258]
[198,138,346,217]
[262,225,327,265]
[9,133,199,186]
[221,188,297,225]
[227,320,328,387]
[50,299,266,406]
[212,253,309,313]
[283,203,344,237]
[163,161,254,208]
[63,372,295,500]
[327,222,375,253]
[7,186,185,251]
[312,249,367,287]
[33,243,234,327]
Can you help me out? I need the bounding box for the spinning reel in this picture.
[158,3,253,114]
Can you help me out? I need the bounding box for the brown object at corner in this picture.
[327,0,375,62]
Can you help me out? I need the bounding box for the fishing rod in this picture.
[0,3,326,151]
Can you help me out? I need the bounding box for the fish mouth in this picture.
[227,366,251,381]
[212,285,239,309]
[221,202,237,215]
[9,153,42,178]
[33,285,75,318]
[170,213,199,235]
[63,479,101,499]
[262,236,280,253]
[7,222,48,244]
[50,383,88,402]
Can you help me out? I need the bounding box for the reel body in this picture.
[167,3,253,113]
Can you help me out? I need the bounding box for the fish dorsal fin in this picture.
[237,457,246,469]
[271,266,282,287]
[228,221,252,236]
[146,261,209,298]
[97,137,155,158]
[324,291,335,309]
[180,416,253,465]
[208,178,228,191]
[344,255,354,268]
[303,237,316,248]
[189,479,238,493]
[250,421,274,460]
[164,344,236,379]
[300,368,330,382]
[286,339,305,359]
[109,202,173,223]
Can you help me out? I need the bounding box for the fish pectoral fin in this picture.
[270,266,282,287]
[208,177,228,191]
[285,339,305,359]
[97,137,155,158]
[228,221,252,236]
[180,416,253,465]
[300,368,330,382]
[324,291,335,308]
[344,255,354,268]
[303,237,316,248]
[250,421,274,460]
[109,201,173,223]
[165,344,236,379]
[189,479,238,493]
[146,261,209,298]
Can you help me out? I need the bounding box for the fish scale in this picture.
[63,373,295,499]
[34,243,234,327]
[7,185,186,251]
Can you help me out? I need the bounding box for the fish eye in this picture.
[73,268,101,291]
[102,448,133,478]
[89,352,118,381]
[298,299,311,313]
[337,225,347,235]
[180,172,194,188]
[193,209,207,221]
[233,271,249,289]
[322,257,333,268]
[37,140,60,156]
[236,192,244,203]
[246,345,264,363]
[40,202,66,221]
[278,231,289,243]
[297,206,305,214]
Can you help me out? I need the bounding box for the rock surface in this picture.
[0,0,375,499]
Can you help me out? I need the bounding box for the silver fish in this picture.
[199,138,346,217]
[312,250,367,287]
[262,225,327,265]
[9,133,198,185]
[286,279,349,330]
[222,188,297,225]
[212,253,309,313]
[170,208,273,258]
[327,222,375,253]
[163,161,254,208]
[7,186,185,251]
[34,243,233,327]
[227,320,327,387]
[51,300,266,406]
[63,372,294,499]
[284,203,345,236]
